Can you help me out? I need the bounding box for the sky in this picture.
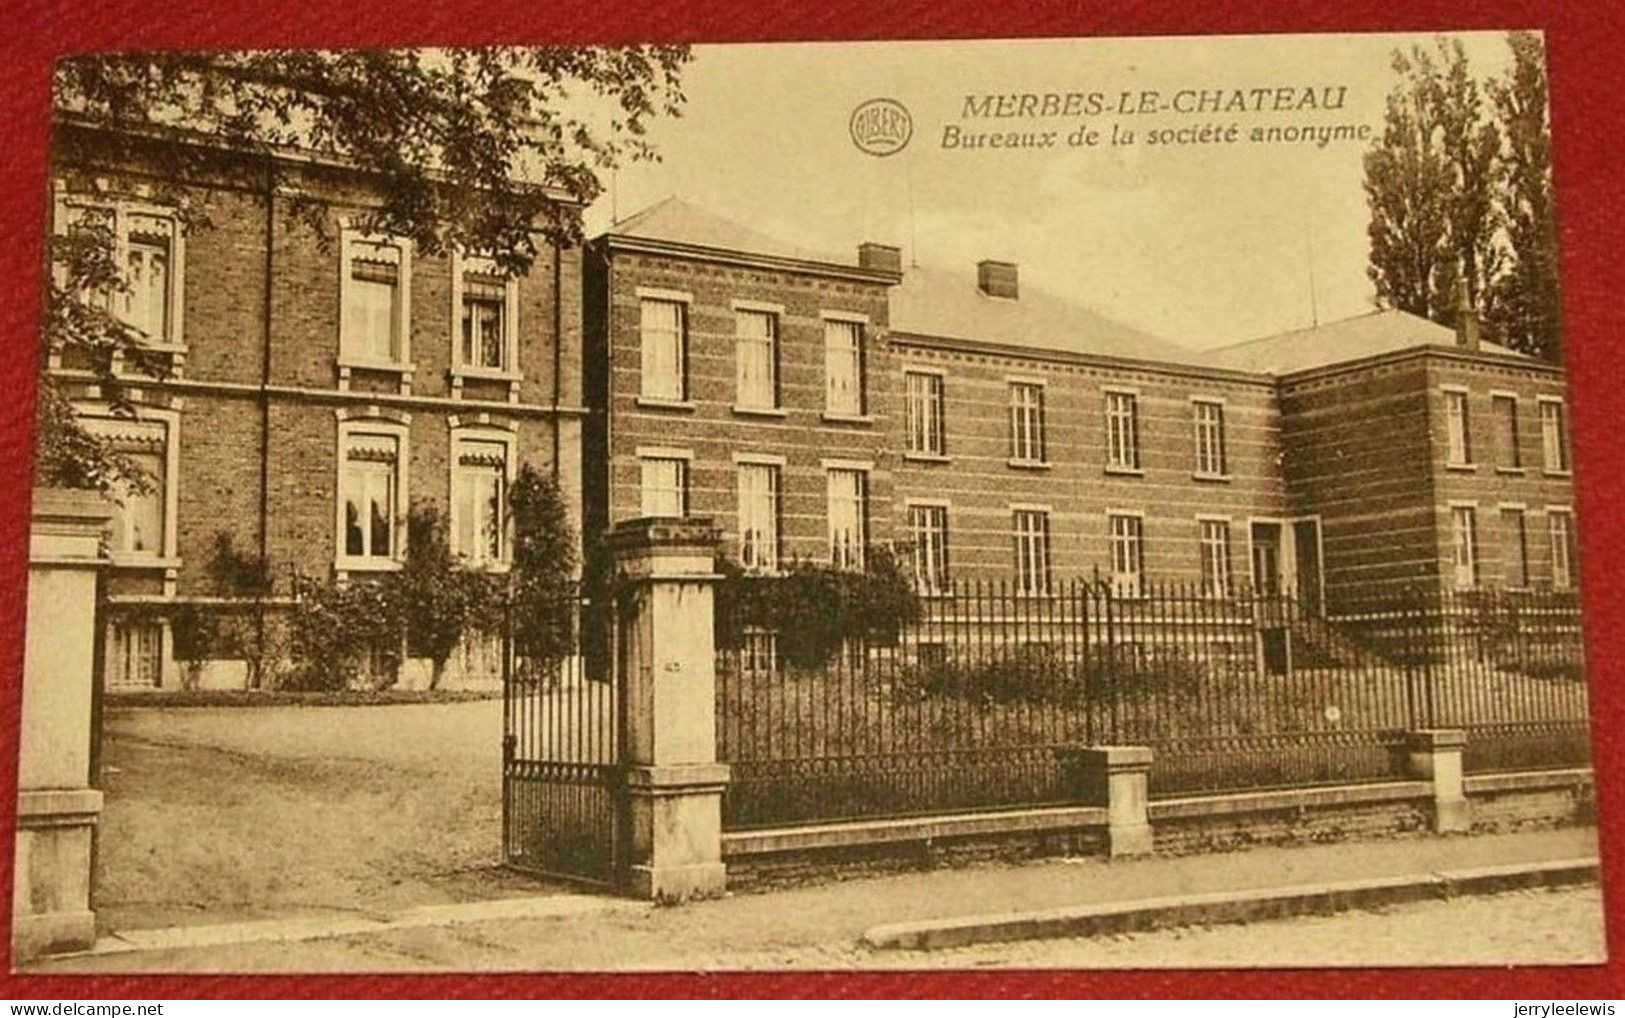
[581,32,1522,349]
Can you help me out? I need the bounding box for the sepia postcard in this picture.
[10,30,1605,977]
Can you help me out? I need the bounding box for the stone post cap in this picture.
[1080,745,1154,770]
[607,516,723,555]
[31,488,114,528]
[1406,728,1467,750]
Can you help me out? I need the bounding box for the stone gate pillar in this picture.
[14,490,113,961]
[609,516,729,901]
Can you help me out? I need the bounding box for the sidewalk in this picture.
[28,826,1601,973]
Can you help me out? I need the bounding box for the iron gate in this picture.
[501,599,623,884]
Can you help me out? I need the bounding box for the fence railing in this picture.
[713,578,1590,830]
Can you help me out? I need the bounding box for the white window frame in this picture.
[335,415,411,574]
[338,227,413,371]
[822,311,868,419]
[732,300,782,412]
[637,288,691,405]
[637,445,693,519]
[1008,379,1047,466]
[106,616,165,690]
[448,422,517,568]
[734,453,785,574]
[54,190,187,352]
[1105,388,1141,473]
[77,404,182,567]
[824,459,872,571]
[1448,502,1479,591]
[1108,510,1145,597]
[1548,507,1576,590]
[1538,396,1570,474]
[450,251,520,379]
[1192,397,1228,478]
[906,499,951,594]
[904,368,947,458]
[1011,505,1052,597]
[1197,515,1232,598]
[1442,385,1472,468]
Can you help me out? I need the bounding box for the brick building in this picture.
[51,123,585,690]
[584,199,1576,610]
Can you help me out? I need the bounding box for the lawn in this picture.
[95,700,565,932]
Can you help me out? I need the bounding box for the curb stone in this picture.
[860,857,1600,951]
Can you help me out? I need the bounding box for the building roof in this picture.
[888,264,1200,365]
[1202,308,1530,375]
[602,196,832,264]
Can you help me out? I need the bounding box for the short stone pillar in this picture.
[14,489,113,961]
[1079,745,1155,857]
[1405,728,1470,833]
[608,516,729,901]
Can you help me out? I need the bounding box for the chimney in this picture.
[977,260,1019,299]
[858,243,902,275]
[1455,278,1481,352]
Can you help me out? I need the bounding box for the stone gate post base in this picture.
[1405,728,1471,833]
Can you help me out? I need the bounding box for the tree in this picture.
[1486,32,1563,362]
[388,503,502,690]
[1363,38,1501,328]
[42,47,691,489]
[508,465,578,672]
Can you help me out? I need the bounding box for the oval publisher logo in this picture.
[850,98,913,156]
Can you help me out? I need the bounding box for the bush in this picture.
[714,544,922,670]
[285,575,402,691]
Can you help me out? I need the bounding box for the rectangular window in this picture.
[1450,505,1478,590]
[1193,400,1227,477]
[1540,399,1569,472]
[908,504,950,593]
[341,433,401,562]
[824,318,865,415]
[1012,509,1051,596]
[1492,395,1521,469]
[1445,389,1472,466]
[737,462,780,573]
[1009,382,1046,464]
[639,456,688,519]
[735,309,779,409]
[86,417,170,558]
[1199,519,1231,597]
[452,438,508,565]
[107,619,162,689]
[1549,510,1576,589]
[124,214,172,343]
[1109,513,1145,596]
[460,260,509,371]
[343,237,405,364]
[1106,391,1140,471]
[1501,508,1529,588]
[60,202,181,348]
[905,371,946,456]
[740,628,779,679]
[827,468,869,570]
[640,298,687,401]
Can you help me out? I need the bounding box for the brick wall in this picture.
[888,339,1284,583]
[587,245,895,564]
[1280,351,1574,602]
[55,132,582,687]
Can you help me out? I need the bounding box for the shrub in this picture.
[285,575,402,691]
[713,545,923,671]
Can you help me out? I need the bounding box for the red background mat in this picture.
[0,0,1620,999]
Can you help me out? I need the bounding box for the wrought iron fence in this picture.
[714,577,1590,830]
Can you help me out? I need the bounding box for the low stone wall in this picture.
[720,769,1592,892]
